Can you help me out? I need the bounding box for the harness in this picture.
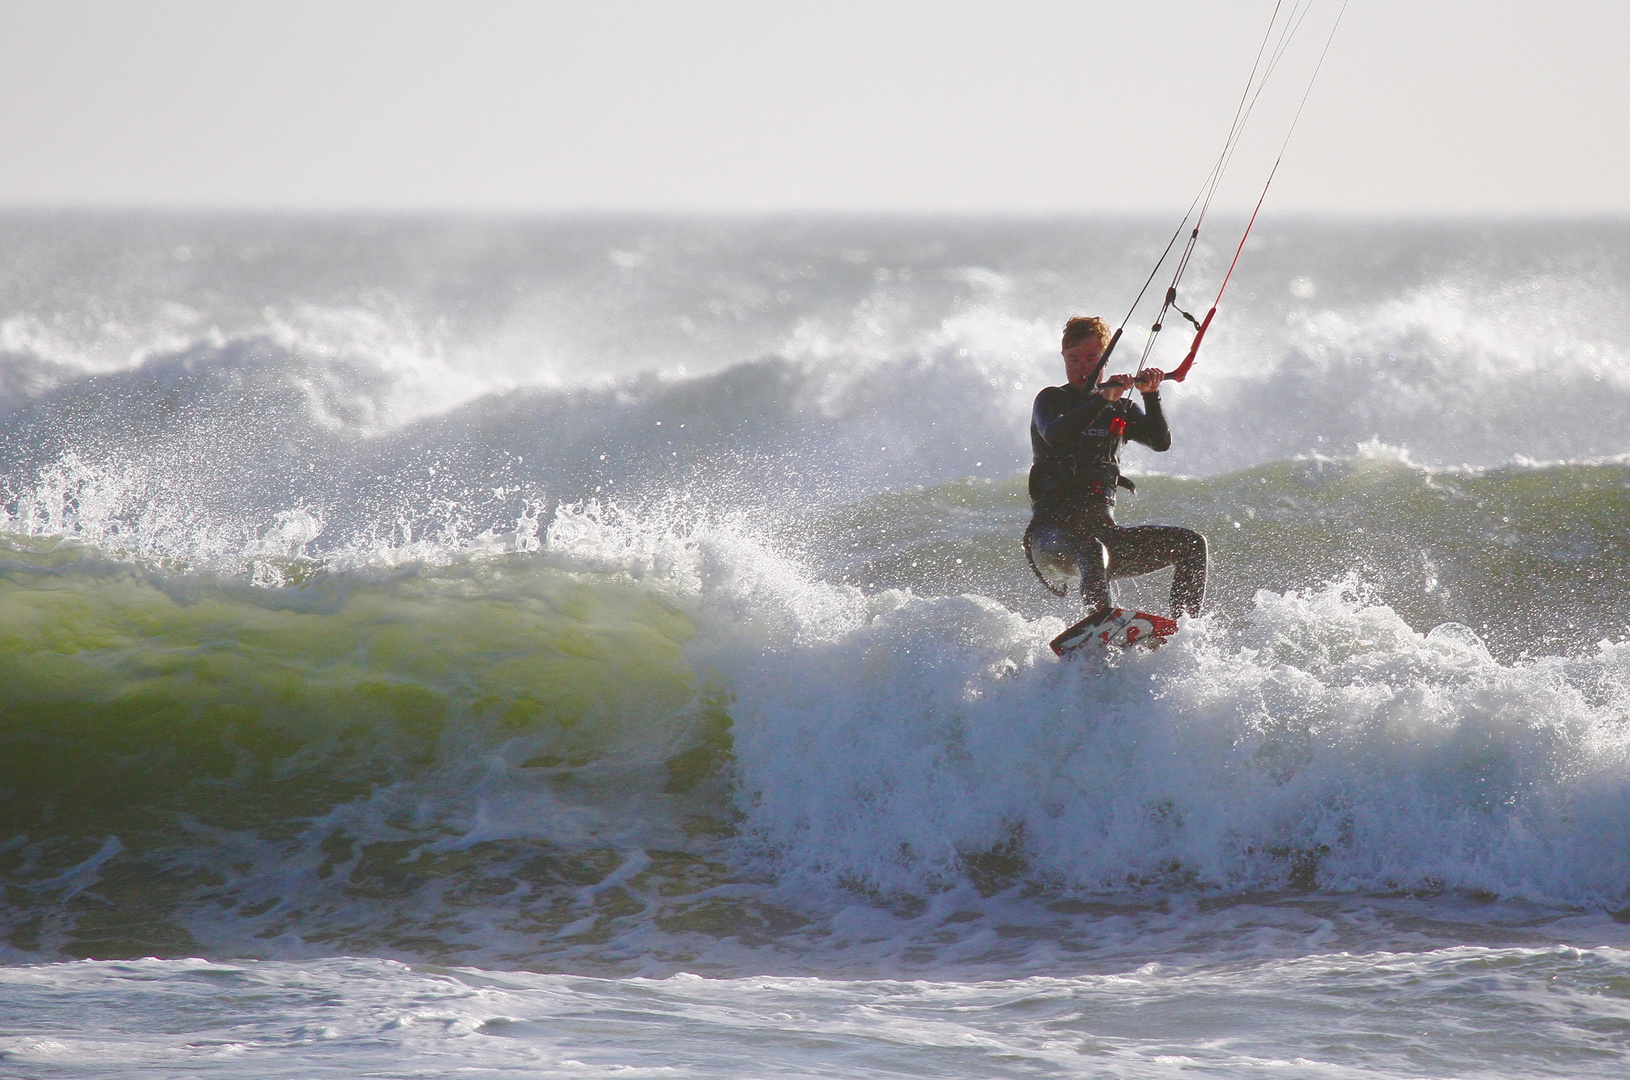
[1029,398,1137,501]
[1024,403,1138,596]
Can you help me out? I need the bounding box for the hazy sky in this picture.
[2,0,1624,214]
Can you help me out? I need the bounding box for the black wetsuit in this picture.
[1027,382,1207,617]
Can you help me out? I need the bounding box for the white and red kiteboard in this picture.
[1050,607,1178,656]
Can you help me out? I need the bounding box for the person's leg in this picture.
[1073,531,1112,613]
[1103,525,1208,618]
[1064,503,1117,613]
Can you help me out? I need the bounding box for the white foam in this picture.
[8,951,1630,1078]
[721,576,1630,906]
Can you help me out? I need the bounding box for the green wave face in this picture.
[0,544,737,963]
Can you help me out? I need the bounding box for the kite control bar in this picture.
[1094,1,1346,394]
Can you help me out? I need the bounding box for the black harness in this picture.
[1024,397,1140,596]
[1028,397,1137,505]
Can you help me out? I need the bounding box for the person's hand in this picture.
[1134,368,1163,394]
[1097,373,1134,400]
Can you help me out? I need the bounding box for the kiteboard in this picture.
[1050,607,1178,656]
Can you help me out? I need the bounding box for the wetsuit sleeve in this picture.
[1032,387,1114,446]
[1125,392,1171,452]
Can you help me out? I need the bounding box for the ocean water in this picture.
[2,211,1629,1077]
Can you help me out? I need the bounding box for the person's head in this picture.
[1061,316,1112,353]
[1060,316,1112,388]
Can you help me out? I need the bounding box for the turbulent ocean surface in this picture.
[2,212,1628,1077]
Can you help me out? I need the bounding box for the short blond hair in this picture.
[1061,315,1112,351]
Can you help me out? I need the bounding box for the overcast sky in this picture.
[1,0,1624,214]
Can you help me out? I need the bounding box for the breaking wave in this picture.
[2,214,1628,973]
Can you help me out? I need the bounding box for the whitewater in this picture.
[2,212,1628,1077]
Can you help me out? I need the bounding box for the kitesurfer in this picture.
[1026,315,1207,618]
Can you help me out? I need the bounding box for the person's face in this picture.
[1061,338,1104,389]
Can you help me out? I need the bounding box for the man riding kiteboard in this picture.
[1018,4,1345,649]
[1025,315,1207,630]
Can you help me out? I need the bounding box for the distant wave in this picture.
[2,311,1626,581]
